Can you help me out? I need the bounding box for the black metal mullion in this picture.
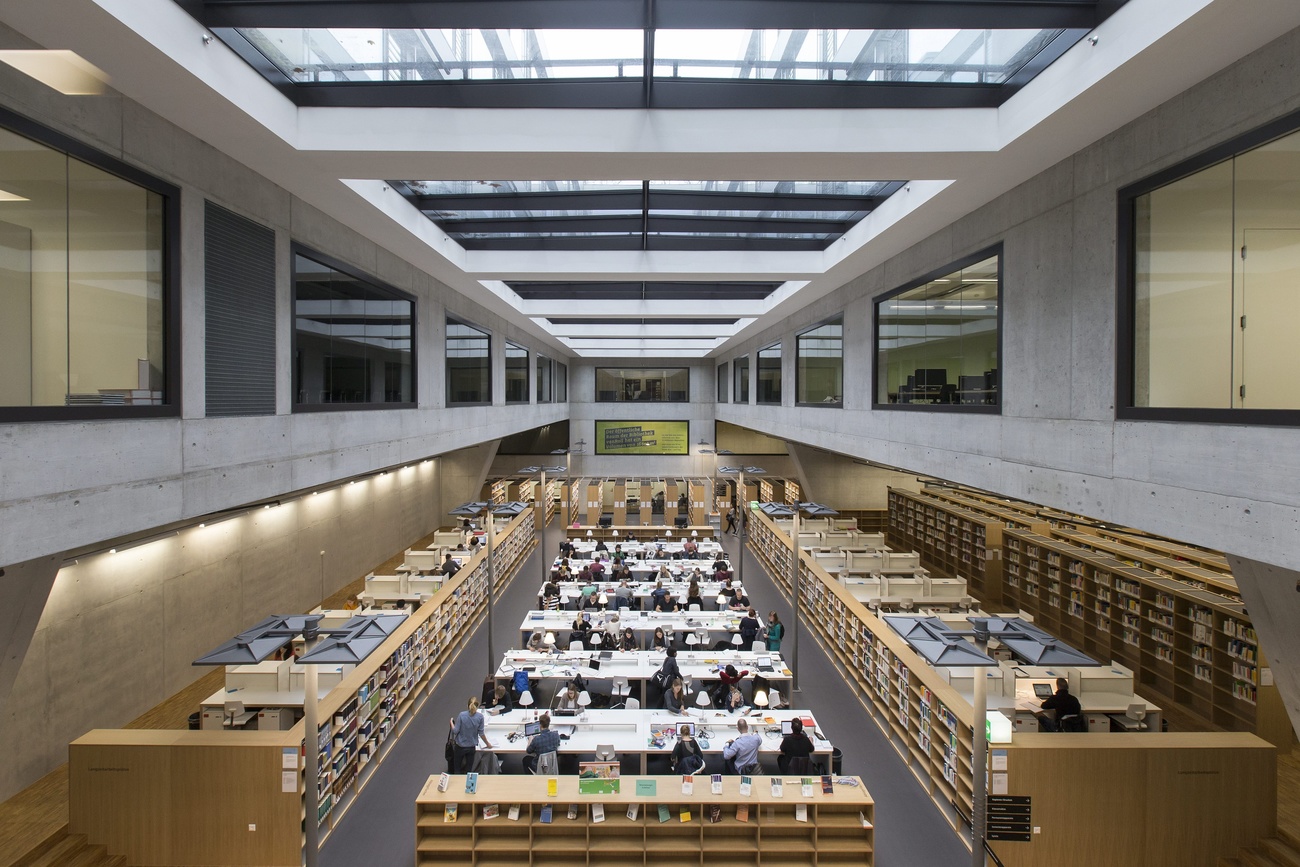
[642,180,651,251]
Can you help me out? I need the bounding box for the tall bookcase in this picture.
[886,488,1015,604]
[999,527,1258,731]
[416,775,875,867]
[748,510,978,829]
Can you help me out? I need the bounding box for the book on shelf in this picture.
[709,804,721,824]
[566,804,578,821]
[821,775,834,795]
[546,778,558,797]
[627,803,640,821]
[592,803,605,824]
[736,804,749,823]
[681,775,694,795]
[482,804,499,821]
[739,775,752,797]
[801,777,814,797]
[711,774,723,795]
[464,772,478,794]
[539,804,553,824]
[508,804,521,821]
[859,811,873,829]
[795,804,808,823]
[444,803,458,823]
[680,806,692,823]
[657,804,671,824]
[436,772,450,793]
[771,778,783,798]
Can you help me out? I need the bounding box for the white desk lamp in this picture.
[519,690,534,707]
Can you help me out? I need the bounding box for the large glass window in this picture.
[875,249,1000,409]
[595,367,688,402]
[717,361,729,403]
[797,318,843,405]
[0,112,176,418]
[757,343,782,404]
[505,341,529,403]
[537,354,553,403]
[293,250,414,407]
[447,318,491,404]
[1125,118,1300,417]
[557,362,567,401]
[733,355,750,403]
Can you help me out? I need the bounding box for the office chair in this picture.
[594,744,617,762]
[786,756,813,776]
[685,633,699,647]
[570,641,584,652]
[751,642,764,653]
[1060,714,1088,733]
[688,603,701,612]
[223,701,255,728]
[624,697,640,710]
[612,677,631,698]
[1125,703,1148,731]
[533,751,559,775]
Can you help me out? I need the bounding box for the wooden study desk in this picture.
[519,610,748,649]
[537,578,733,611]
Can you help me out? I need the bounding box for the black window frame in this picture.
[557,361,568,402]
[505,340,530,404]
[795,314,846,408]
[446,316,493,406]
[872,244,1003,415]
[756,342,782,405]
[733,355,750,404]
[290,243,417,412]
[594,367,690,402]
[0,105,181,423]
[536,354,553,404]
[1117,107,1300,427]
[717,361,729,403]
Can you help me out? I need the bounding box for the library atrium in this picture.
[2,0,1300,865]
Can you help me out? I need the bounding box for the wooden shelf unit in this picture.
[71,510,537,867]
[886,488,1017,604]
[747,510,977,828]
[1000,527,1258,731]
[416,775,874,867]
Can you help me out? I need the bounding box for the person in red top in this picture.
[713,663,749,707]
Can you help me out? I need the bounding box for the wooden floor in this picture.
[0,531,441,867]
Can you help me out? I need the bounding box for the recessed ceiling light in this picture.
[0,188,29,202]
[0,50,109,95]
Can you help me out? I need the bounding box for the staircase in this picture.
[1220,829,1300,867]
[13,829,125,867]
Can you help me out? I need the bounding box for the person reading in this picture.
[722,718,763,775]
[664,676,689,715]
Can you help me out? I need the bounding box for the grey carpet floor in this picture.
[321,521,973,867]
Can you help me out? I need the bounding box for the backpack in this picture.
[513,669,530,695]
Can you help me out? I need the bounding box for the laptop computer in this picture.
[554,708,580,717]
[600,651,613,660]
[587,658,601,671]
[524,721,542,737]
[1032,682,1054,699]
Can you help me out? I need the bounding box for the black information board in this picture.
[987,795,1032,842]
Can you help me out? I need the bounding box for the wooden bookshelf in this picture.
[70,510,537,867]
[747,509,977,829]
[886,488,1016,605]
[999,527,1261,732]
[416,775,875,867]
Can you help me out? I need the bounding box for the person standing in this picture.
[765,612,785,652]
[449,696,492,773]
[725,509,738,535]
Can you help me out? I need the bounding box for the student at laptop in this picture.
[722,718,763,775]
[671,723,707,775]
[441,554,461,578]
[555,684,582,712]
[1037,677,1082,731]
[523,714,562,775]
[613,580,635,610]
[664,677,689,715]
[777,718,814,774]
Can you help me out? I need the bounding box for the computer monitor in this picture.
[1032,681,1054,699]
[524,721,542,737]
[676,721,696,737]
[674,515,689,528]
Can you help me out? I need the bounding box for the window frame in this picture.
[505,340,530,405]
[871,244,1003,414]
[717,361,729,403]
[1116,106,1300,426]
[593,367,690,403]
[536,354,553,403]
[756,342,782,405]
[733,355,750,404]
[556,361,568,402]
[795,315,844,407]
[445,316,493,406]
[0,105,181,423]
[290,243,417,412]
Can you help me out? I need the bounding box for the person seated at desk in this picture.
[656,564,674,583]
[711,553,729,572]
[527,631,546,652]
[613,580,635,610]
[664,677,689,715]
[650,580,670,610]
[485,684,513,715]
[671,723,707,774]
[579,580,599,609]
[467,534,481,552]
[685,581,704,611]
[568,616,591,649]
[542,581,561,611]
[651,627,670,652]
[556,560,573,582]
[602,613,621,644]
[620,627,638,651]
[523,713,563,775]
[594,538,608,553]
[722,719,763,775]
[721,684,745,713]
[729,591,751,611]
[589,559,606,579]
[558,539,575,558]
[1036,677,1082,732]
[738,609,761,646]
[713,664,749,707]
[441,554,462,578]
[653,592,678,613]
[777,718,814,774]
[555,684,582,712]
[683,538,698,559]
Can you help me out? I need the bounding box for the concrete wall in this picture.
[717,23,1300,576]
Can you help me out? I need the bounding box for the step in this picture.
[12,827,69,867]
[21,836,86,867]
[1281,830,1300,857]
[1220,858,1244,867]
[104,857,127,867]
[1241,848,1282,867]
[1262,838,1300,867]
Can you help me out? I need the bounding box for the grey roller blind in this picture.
[205,201,275,416]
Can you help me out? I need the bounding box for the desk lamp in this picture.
[578,690,592,707]
[715,594,728,608]
[543,632,556,647]
[752,676,770,708]
[587,529,593,537]
[519,690,535,708]
[691,530,698,537]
